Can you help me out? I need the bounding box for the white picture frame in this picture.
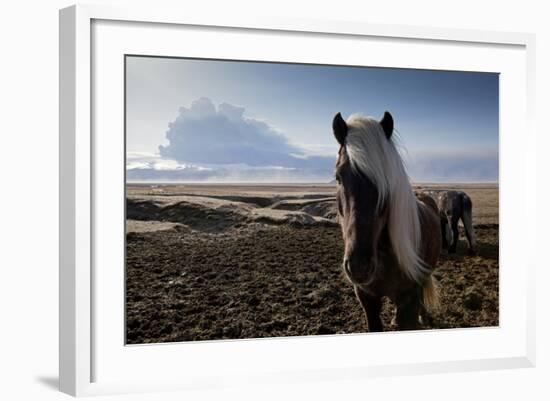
[59,4,536,397]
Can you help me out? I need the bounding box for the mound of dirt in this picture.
[300,200,337,220]
[250,208,336,227]
[127,196,251,232]
[269,197,337,222]
[270,197,335,211]
[126,220,185,234]
[127,194,337,231]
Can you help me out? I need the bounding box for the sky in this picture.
[126,56,499,183]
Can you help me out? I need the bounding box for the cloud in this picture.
[158,97,334,170]
[127,98,497,183]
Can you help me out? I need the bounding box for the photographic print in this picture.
[125,56,499,344]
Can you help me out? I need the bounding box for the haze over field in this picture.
[126,57,499,184]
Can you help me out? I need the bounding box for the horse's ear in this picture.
[380,111,394,139]
[332,112,348,146]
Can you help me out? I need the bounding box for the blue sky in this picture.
[126,56,499,183]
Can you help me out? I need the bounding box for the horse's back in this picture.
[415,193,441,269]
[439,190,470,216]
[418,190,471,218]
[416,192,439,216]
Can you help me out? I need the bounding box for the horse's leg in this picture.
[395,292,421,330]
[448,215,460,254]
[354,286,383,332]
[419,303,434,327]
[440,217,449,249]
[461,213,476,255]
[460,194,476,254]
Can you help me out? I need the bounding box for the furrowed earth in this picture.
[125,183,498,344]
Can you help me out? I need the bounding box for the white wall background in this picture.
[0,0,547,399]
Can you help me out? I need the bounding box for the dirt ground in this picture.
[125,183,498,344]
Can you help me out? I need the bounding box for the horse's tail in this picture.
[462,194,476,251]
[422,275,439,311]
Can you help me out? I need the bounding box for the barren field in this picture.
[126,183,498,344]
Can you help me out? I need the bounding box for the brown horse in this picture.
[332,112,441,331]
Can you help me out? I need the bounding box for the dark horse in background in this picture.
[332,111,441,331]
[420,190,476,254]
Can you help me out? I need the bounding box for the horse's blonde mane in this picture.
[345,114,428,283]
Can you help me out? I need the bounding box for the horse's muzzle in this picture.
[343,258,371,284]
